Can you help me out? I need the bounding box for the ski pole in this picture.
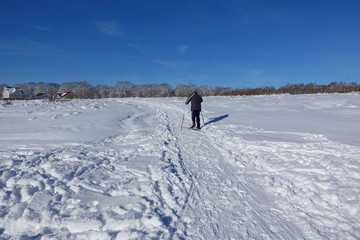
[201,111,205,127]
[181,113,185,130]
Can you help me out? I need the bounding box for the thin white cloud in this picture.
[126,43,155,55]
[95,21,122,36]
[153,59,190,69]
[216,63,263,76]
[0,37,66,57]
[21,22,56,32]
[249,69,264,76]
[177,45,188,54]
[18,37,52,48]
[28,24,55,32]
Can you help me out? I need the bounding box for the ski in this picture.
[189,127,201,130]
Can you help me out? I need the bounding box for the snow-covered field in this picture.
[1,93,360,239]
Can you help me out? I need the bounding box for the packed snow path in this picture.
[1,94,360,239]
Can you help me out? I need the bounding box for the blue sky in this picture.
[1,0,359,88]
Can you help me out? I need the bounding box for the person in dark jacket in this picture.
[185,91,203,129]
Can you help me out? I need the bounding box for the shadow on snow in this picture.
[204,114,229,127]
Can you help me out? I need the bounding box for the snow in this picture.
[1,93,360,239]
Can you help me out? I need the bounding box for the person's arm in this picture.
[185,93,195,105]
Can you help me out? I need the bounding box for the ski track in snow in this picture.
[0,94,360,239]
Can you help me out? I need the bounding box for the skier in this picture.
[185,90,203,129]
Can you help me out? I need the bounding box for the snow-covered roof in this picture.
[5,87,23,94]
[57,91,74,97]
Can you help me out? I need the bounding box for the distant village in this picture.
[1,81,360,101]
[2,86,75,101]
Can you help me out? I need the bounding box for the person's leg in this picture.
[191,111,196,128]
[195,110,201,128]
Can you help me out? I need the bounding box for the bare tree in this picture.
[3,81,360,100]
[72,82,96,99]
[58,82,75,93]
[36,83,59,100]
[95,85,111,98]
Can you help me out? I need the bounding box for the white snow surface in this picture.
[1,93,360,239]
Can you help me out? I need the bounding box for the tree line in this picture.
[1,81,360,100]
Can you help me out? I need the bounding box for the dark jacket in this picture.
[185,91,203,111]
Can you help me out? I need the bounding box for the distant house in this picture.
[57,91,75,99]
[33,92,50,100]
[2,87,25,100]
